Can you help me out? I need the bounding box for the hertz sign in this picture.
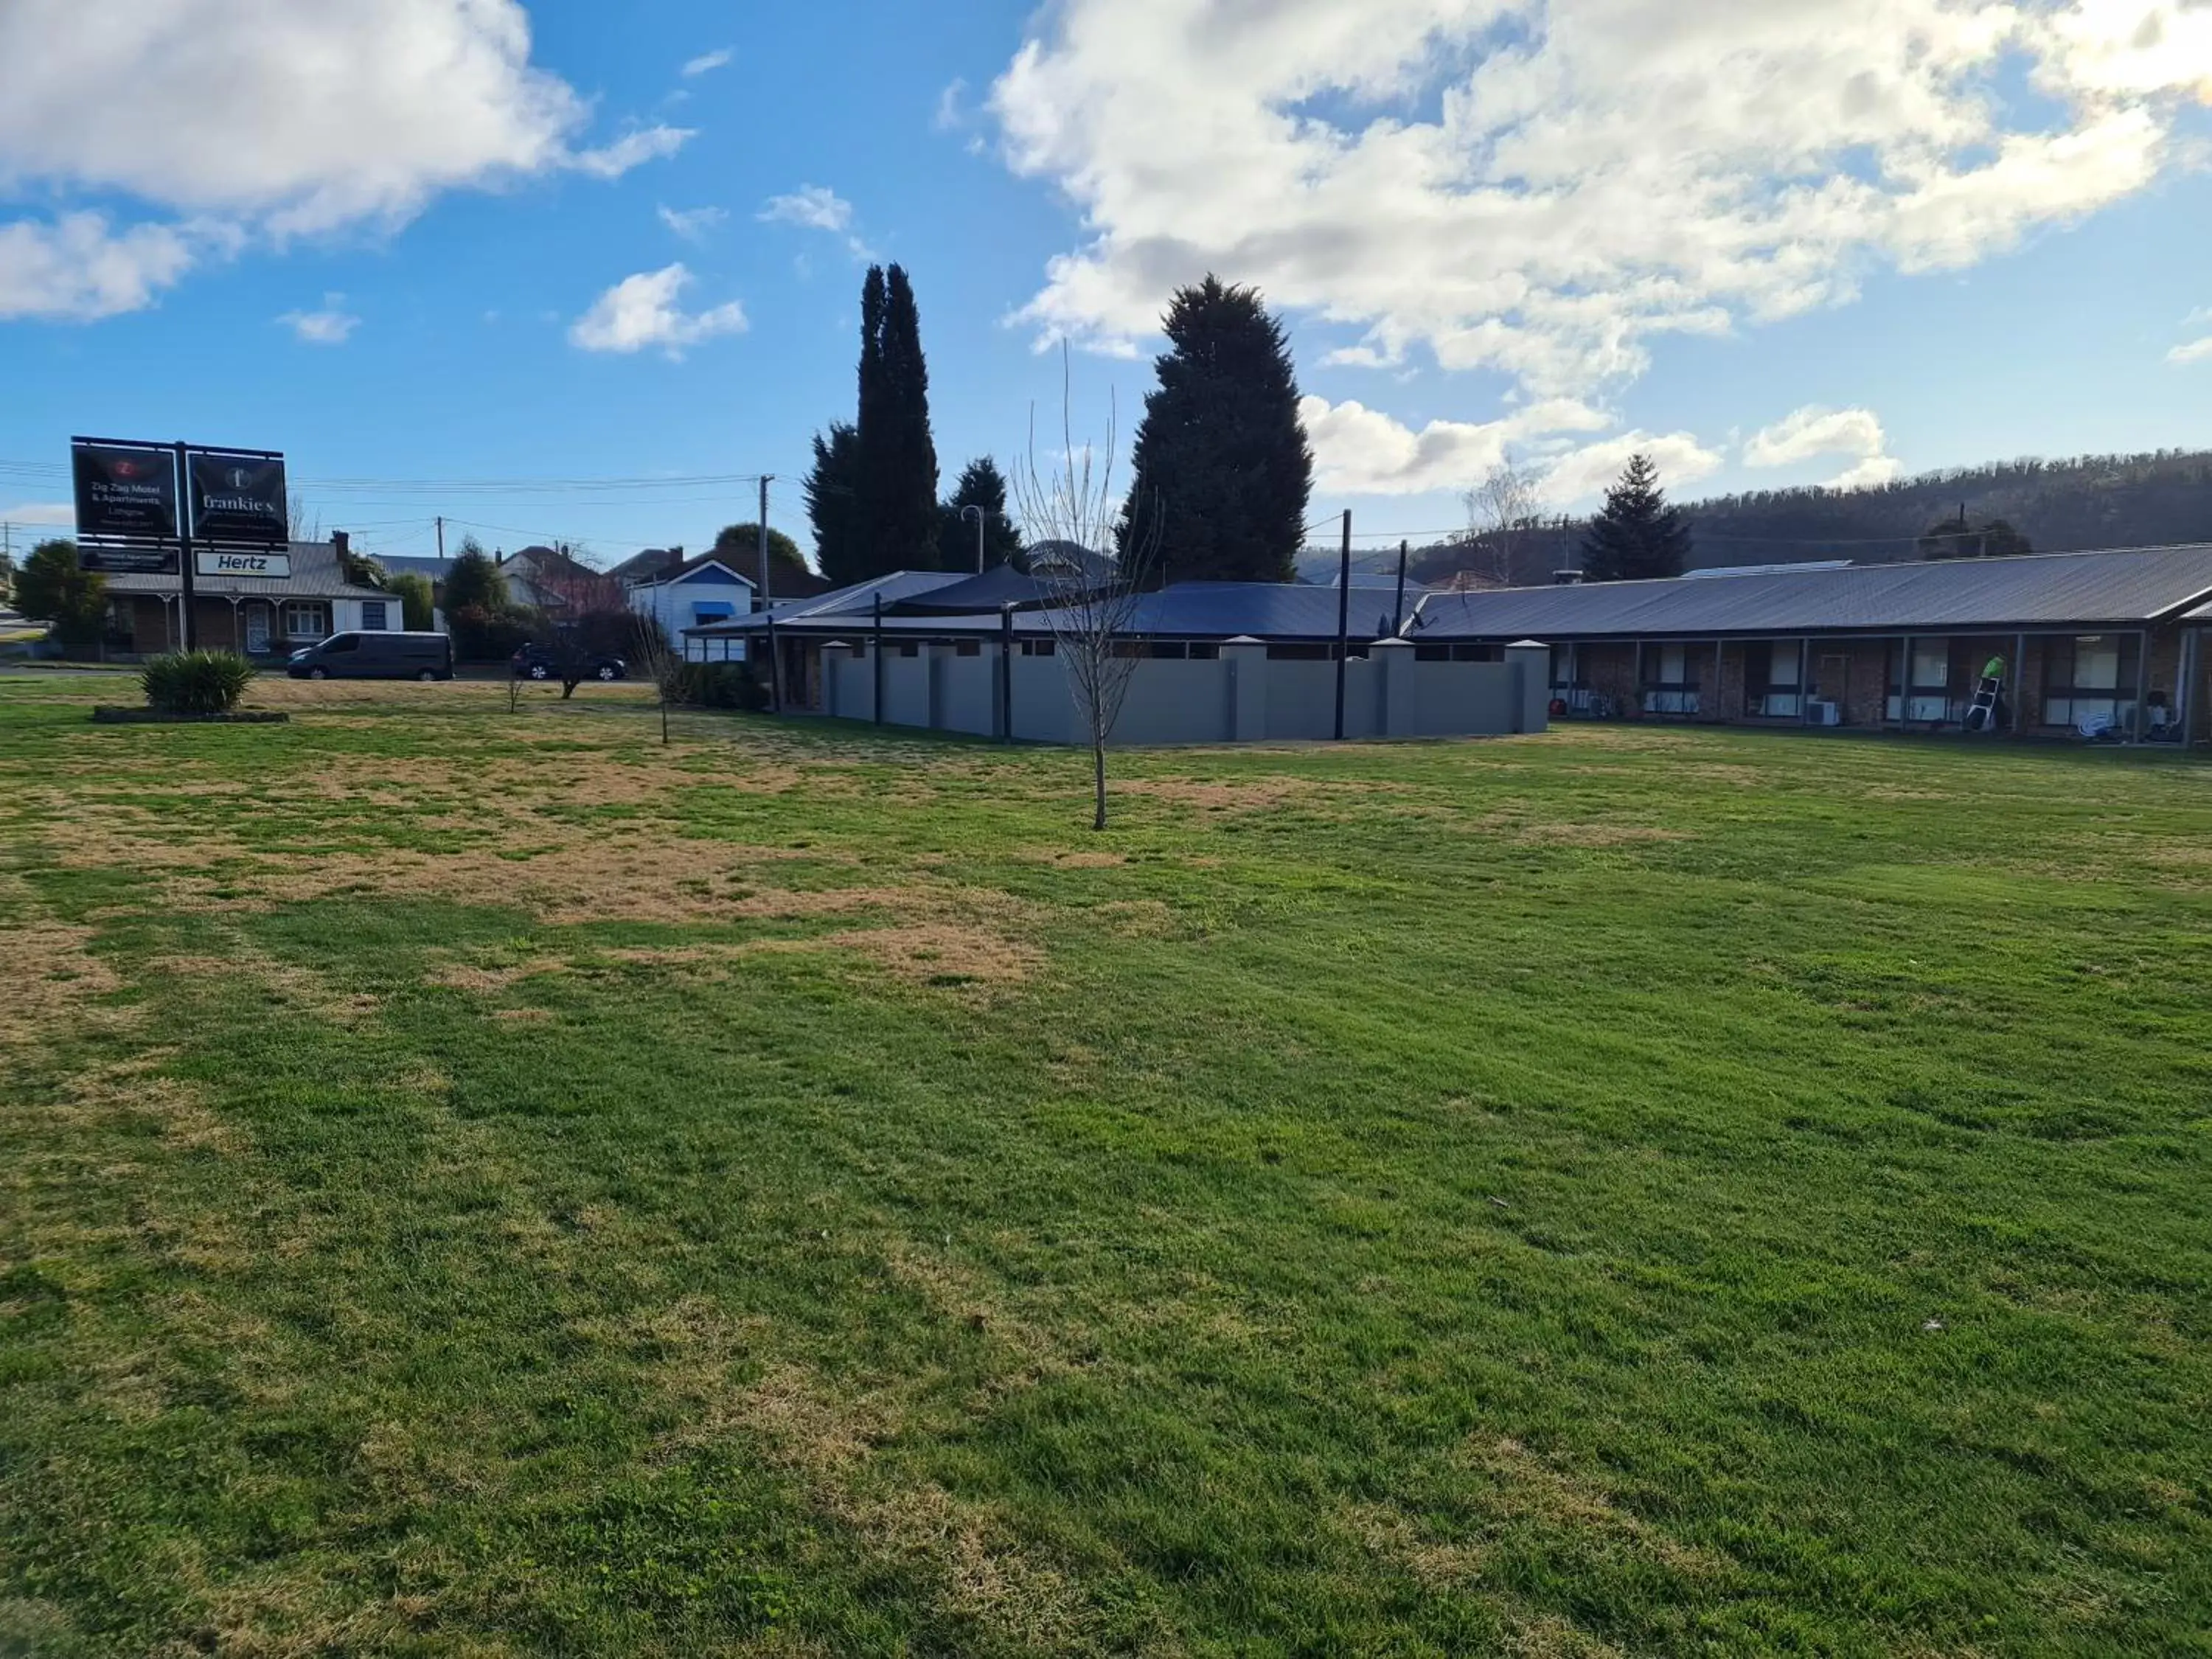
[71,437,289,571]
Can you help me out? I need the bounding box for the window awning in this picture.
[691,602,736,621]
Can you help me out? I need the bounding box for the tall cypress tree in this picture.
[937,456,1024,571]
[804,422,865,587]
[852,263,939,573]
[1579,453,1693,581]
[1119,276,1312,584]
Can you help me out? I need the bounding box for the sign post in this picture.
[174,442,197,650]
[72,437,288,657]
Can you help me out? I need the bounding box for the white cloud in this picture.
[759,185,870,260]
[1300,394,1607,495]
[568,125,693,181]
[658,204,728,242]
[0,0,689,316]
[1,501,76,527]
[2171,336,2212,366]
[682,46,733,77]
[1741,404,1901,487]
[990,1,2212,400]
[568,264,746,358]
[759,186,855,234]
[0,212,200,320]
[1537,431,1725,507]
[279,293,361,344]
[1300,393,1713,504]
[935,79,970,131]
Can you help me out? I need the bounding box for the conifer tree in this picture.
[1579,453,1693,581]
[854,264,939,572]
[937,456,1024,570]
[1119,276,1312,584]
[804,422,865,586]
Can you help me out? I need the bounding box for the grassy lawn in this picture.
[2,672,2208,1657]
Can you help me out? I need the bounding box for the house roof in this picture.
[607,547,683,585]
[373,554,453,582]
[687,576,1409,641]
[1408,543,2212,641]
[653,545,831,600]
[686,570,967,633]
[1079,581,1407,640]
[101,540,388,601]
[891,561,1093,614]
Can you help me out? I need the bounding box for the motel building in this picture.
[1406,542,2212,745]
[101,532,400,659]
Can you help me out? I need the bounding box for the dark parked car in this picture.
[512,641,626,682]
[288,630,453,681]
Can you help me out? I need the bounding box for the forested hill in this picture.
[1395,448,2212,588]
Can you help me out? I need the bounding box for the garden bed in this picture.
[90,706,290,724]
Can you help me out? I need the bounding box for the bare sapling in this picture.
[1010,345,1162,831]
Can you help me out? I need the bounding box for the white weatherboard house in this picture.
[625,554,758,641]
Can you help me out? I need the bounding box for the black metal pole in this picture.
[174,440,198,650]
[1391,538,1408,635]
[872,592,884,726]
[999,603,1014,741]
[1333,509,1351,740]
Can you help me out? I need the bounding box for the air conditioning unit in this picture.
[1807,699,1842,726]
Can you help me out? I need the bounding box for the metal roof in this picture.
[101,540,386,601]
[684,577,1406,641]
[891,562,1092,613]
[685,570,967,633]
[372,554,453,582]
[1410,543,2212,640]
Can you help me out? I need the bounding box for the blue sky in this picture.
[2,0,2209,571]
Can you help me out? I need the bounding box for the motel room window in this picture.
[1019,639,1055,656]
[282,602,330,640]
[1643,642,1700,716]
[359,600,389,630]
[953,639,982,657]
[2042,634,2140,729]
[1744,640,1803,718]
[1186,642,1220,660]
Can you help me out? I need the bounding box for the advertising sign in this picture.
[71,439,179,569]
[195,549,292,580]
[186,451,288,548]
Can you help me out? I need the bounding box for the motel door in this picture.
[244,608,270,655]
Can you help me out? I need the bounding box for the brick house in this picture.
[1405,543,2212,743]
[101,533,401,659]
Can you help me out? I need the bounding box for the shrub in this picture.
[669,661,768,711]
[142,650,257,715]
[386,572,436,631]
[451,603,538,662]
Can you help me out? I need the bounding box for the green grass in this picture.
[2,673,2208,1656]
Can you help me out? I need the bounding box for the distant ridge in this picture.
[1392,447,2212,588]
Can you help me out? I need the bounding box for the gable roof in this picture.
[1410,543,2212,641]
[608,547,683,585]
[100,540,389,601]
[686,570,967,632]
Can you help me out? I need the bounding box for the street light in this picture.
[961,504,987,574]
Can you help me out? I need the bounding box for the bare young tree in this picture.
[630,613,684,747]
[1463,457,1542,587]
[1012,347,1162,832]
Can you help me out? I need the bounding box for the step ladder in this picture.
[1965,671,2004,733]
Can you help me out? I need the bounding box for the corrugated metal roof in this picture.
[1069,581,1403,640]
[685,570,967,633]
[1411,544,2212,640]
[101,540,386,600]
[689,577,1415,641]
[893,563,1080,613]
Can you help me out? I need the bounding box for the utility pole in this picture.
[174,440,198,651]
[962,504,987,573]
[759,476,778,712]
[1333,509,1352,740]
[1391,538,1408,636]
[435,515,445,560]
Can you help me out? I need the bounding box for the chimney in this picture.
[330,529,349,557]
[495,548,506,565]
